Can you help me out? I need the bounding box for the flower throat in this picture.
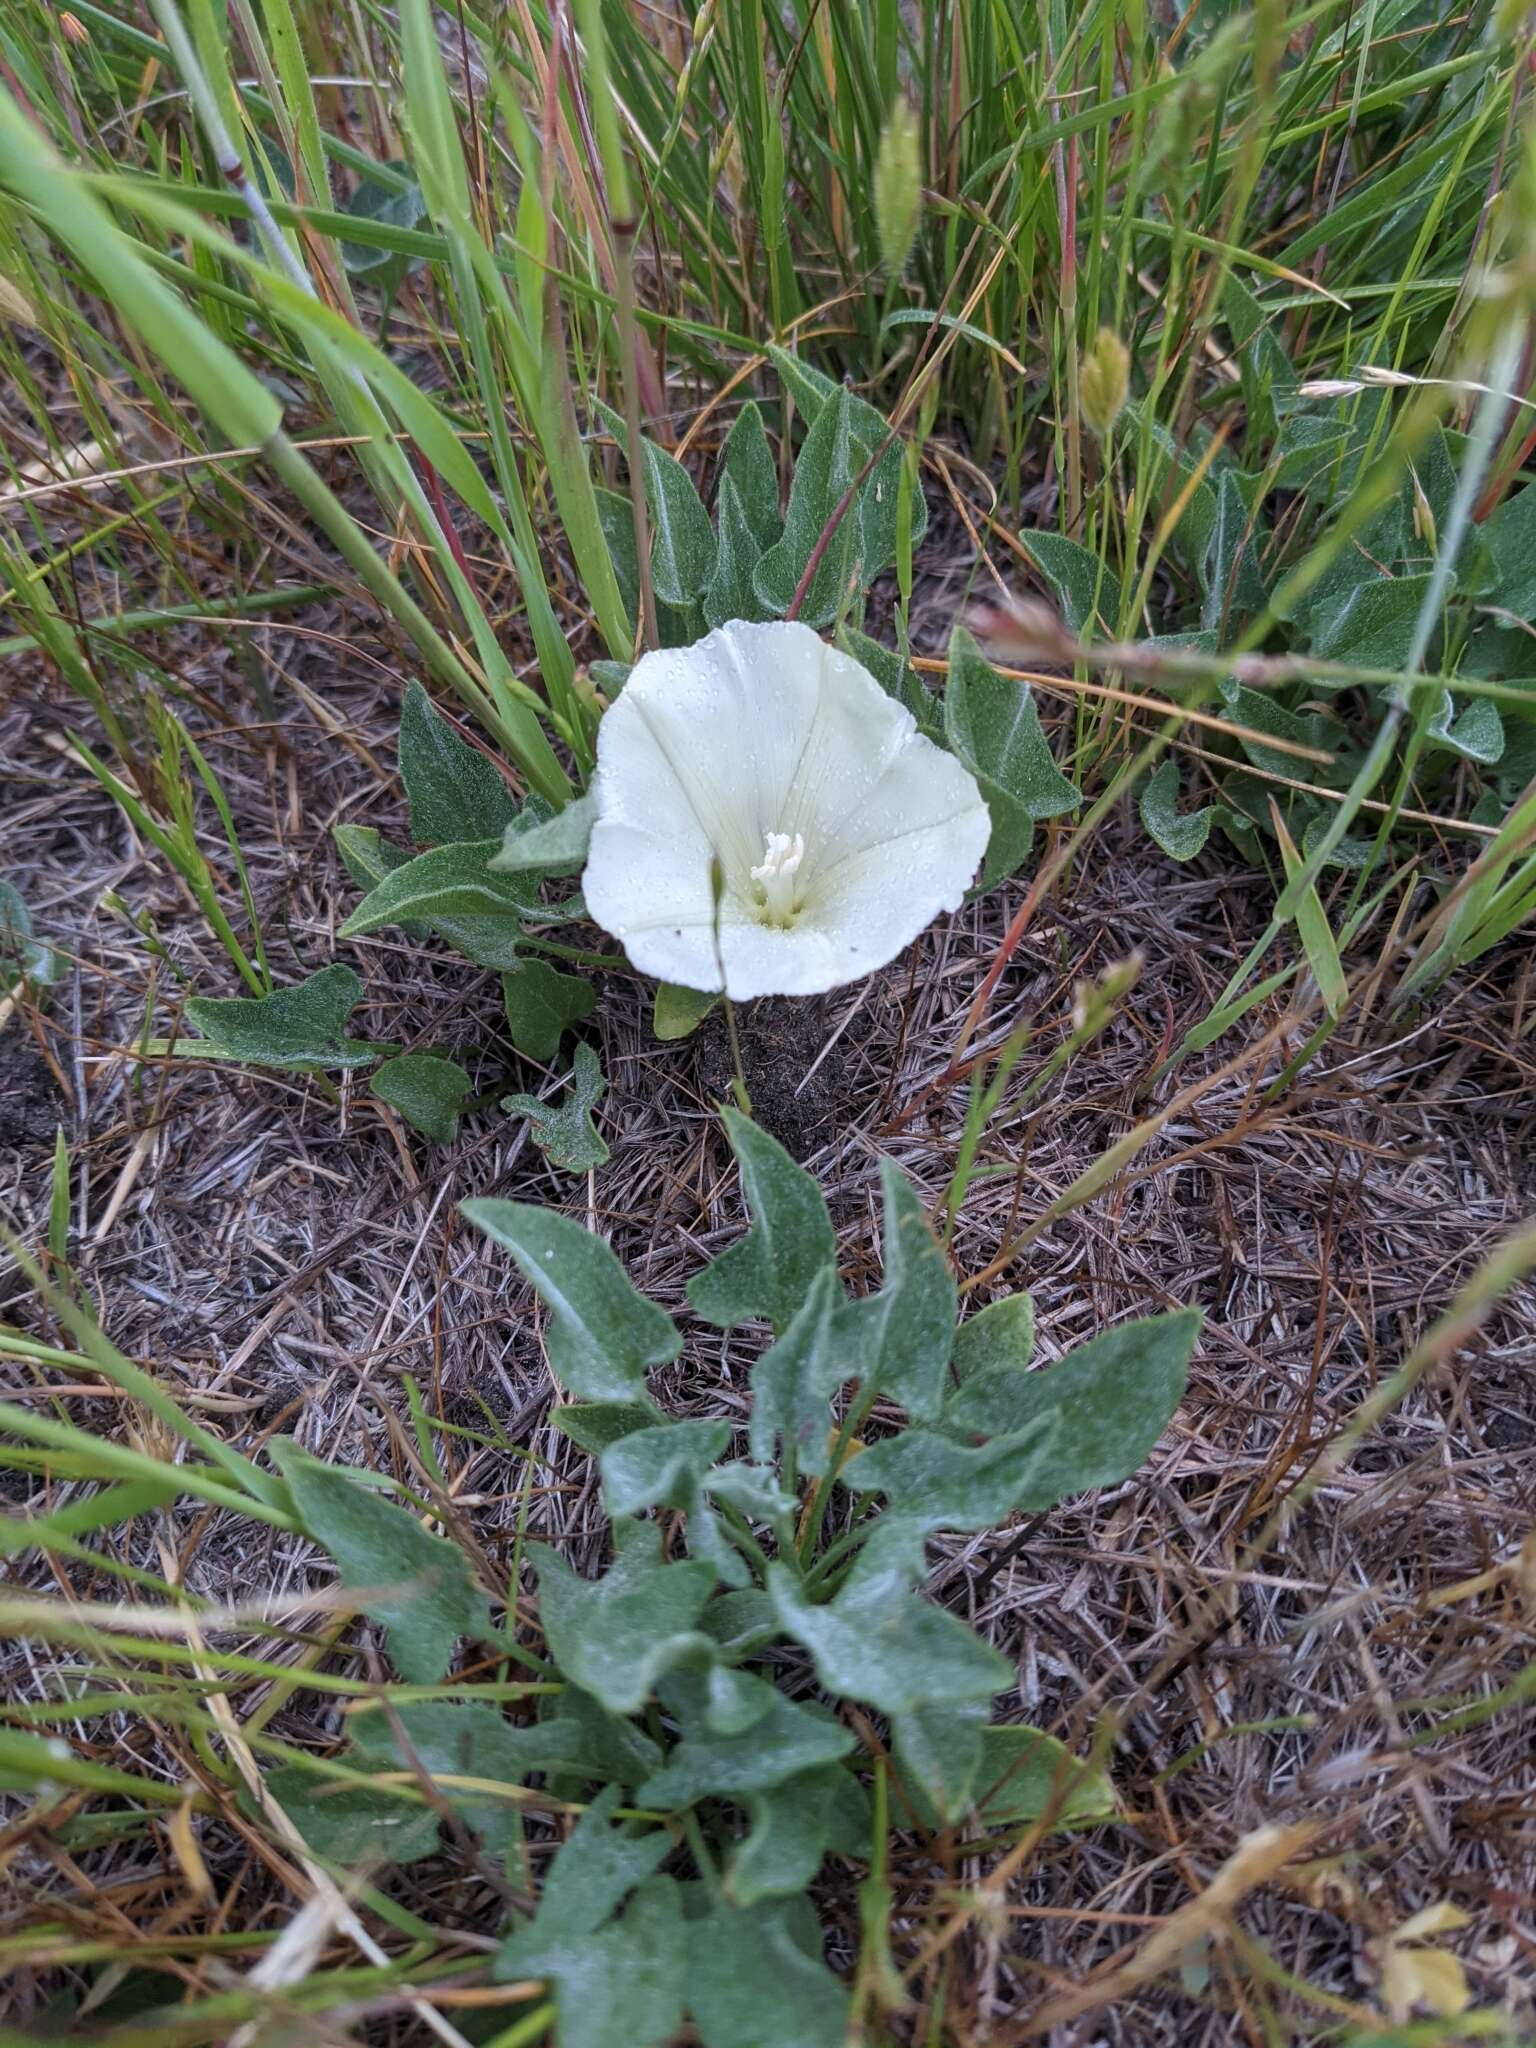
[750,831,805,926]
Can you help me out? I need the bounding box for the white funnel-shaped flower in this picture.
[582,620,991,999]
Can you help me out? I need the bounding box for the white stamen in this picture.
[750,830,805,925]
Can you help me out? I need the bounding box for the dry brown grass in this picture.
[2,499,1535,2040]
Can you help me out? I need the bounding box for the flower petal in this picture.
[583,620,990,999]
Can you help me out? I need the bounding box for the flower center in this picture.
[749,830,806,927]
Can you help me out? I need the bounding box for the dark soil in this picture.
[0,1032,64,1150]
[690,991,883,1156]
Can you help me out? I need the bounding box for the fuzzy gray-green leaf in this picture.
[461,1195,680,1401]
[747,1268,854,1477]
[951,1292,1034,1384]
[899,1723,1116,1832]
[640,1677,853,1809]
[1140,758,1218,862]
[270,1440,491,1684]
[501,1039,609,1172]
[704,472,774,630]
[753,387,865,627]
[267,1766,441,1865]
[491,791,596,877]
[495,1789,684,2048]
[184,964,381,1072]
[768,1521,1009,1715]
[840,1411,1058,1532]
[599,1420,732,1517]
[835,1159,955,1422]
[719,400,782,550]
[532,1520,717,1716]
[348,1702,584,1863]
[890,1700,987,1826]
[595,400,716,605]
[727,1765,869,1906]
[371,1051,471,1143]
[1017,529,1105,635]
[653,981,719,1041]
[942,1308,1199,1510]
[398,679,518,848]
[501,956,595,1063]
[944,627,1079,889]
[687,1109,838,1333]
[339,839,583,967]
[684,1892,849,2048]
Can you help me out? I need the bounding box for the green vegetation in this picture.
[3,0,1535,2039]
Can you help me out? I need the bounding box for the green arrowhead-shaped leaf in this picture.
[461,1195,680,1401]
[370,1052,470,1143]
[753,387,865,627]
[653,980,719,1040]
[1486,479,1536,617]
[1200,469,1269,632]
[944,627,1080,889]
[339,839,583,967]
[269,1440,491,1683]
[704,472,774,630]
[704,1461,794,1520]
[501,956,595,1063]
[600,1420,732,1516]
[684,1890,849,2048]
[687,1109,837,1333]
[184,964,381,1072]
[332,823,415,895]
[495,1791,685,2048]
[266,1765,442,1865]
[595,400,717,605]
[598,1418,751,1591]
[747,1267,855,1477]
[719,400,782,550]
[661,1661,779,1738]
[348,1702,584,1862]
[889,1700,987,1827]
[898,1723,1116,1832]
[1016,529,1106,635]
[491,791,596,877]
[941,1308,1199,1510]
[1140,757,1218,862]
[768,1520,1009,1714]
[398,679,518,847]
[726,1764,870,1907]
[539,1684,664,1793]
[531,1519,717,1715]
[836,1159,955,1422]
[501,1039,609,1172]
[1426,688,1504,764]
[550,1401,662,1454]
[517,1784,670,1942]
[952,1292,1034,1383]
[589,658,634,697]
[595,483,641,630]
[643,445,718,606]
[332,827,428,940]
[639,1675,854,1807]
[1306,570,1434,671]
[767,346,841,421]
[839,1411,1058,1532]
[339,160,426,279]
[699,1589,777,1657]
[763,348,926,592]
